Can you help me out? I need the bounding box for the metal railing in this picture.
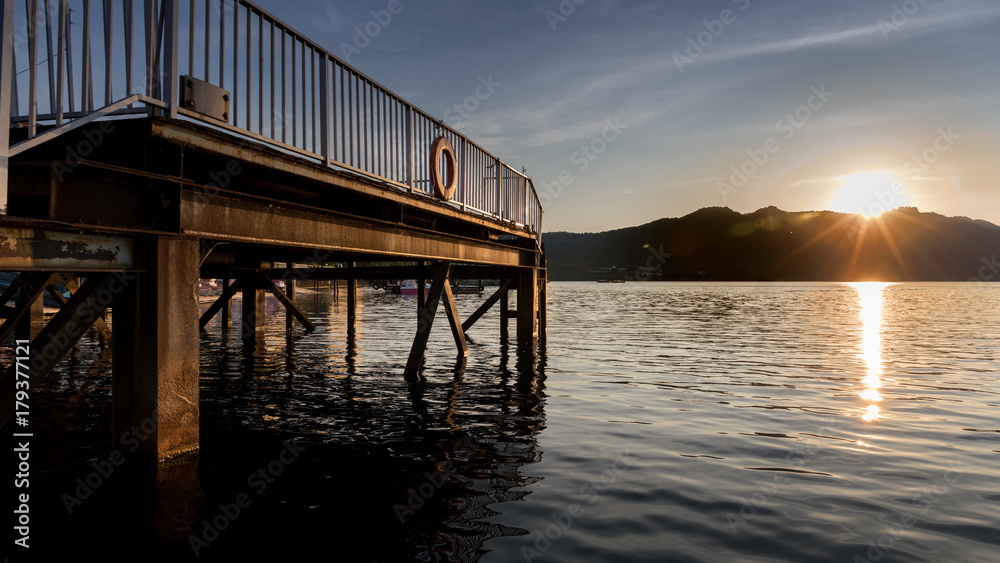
[0,0,542,239]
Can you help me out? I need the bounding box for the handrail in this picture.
[0,0,542,239]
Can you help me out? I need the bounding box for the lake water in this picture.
[10,282,1000,562]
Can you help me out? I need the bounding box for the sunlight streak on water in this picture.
[852,282,892,422]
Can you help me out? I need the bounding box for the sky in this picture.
[233,1,998,232]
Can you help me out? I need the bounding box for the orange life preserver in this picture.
[430,136,457,201]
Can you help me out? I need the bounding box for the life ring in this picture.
[430,136,457,201]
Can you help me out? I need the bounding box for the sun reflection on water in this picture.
[850,282,892,422]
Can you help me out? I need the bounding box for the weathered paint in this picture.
[0,227,135,270]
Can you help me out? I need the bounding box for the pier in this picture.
[0,0,545,461]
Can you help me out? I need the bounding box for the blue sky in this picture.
[255,0,1000,232]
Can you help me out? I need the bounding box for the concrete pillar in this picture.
[517,268,538,348]
[112,237,201,461]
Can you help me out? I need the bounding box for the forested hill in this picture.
[543,207,1000,282]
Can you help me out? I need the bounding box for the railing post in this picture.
[495,158,502,221]
[162,0,178,118]
[0,0,13,215]
[27,0,38,138]
[143,0,157,110]
[319,54,330,166]
[406,104,414,192]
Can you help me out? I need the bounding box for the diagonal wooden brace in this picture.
[404,261,451,381]
[259,273,315,332]
[199,276,243,328]
[1,273,113,427]
[461,279,512,333]
[0,273,53,343]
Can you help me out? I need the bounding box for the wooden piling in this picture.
[239,270,266,348]
[220,277,232,330]
[500,281,509,341]
[404,262,451,381]
[286,278,296,334]
[517,268,538,349]
[347,262,357,334]
[538,269,547,339]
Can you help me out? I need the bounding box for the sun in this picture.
[828,171,910,218]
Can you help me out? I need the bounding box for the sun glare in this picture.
[829,171,909,218]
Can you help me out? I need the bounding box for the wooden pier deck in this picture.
[0,0,545,461]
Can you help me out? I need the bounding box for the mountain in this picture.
[543,207,1000,282]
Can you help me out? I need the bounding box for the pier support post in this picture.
[517,268,538,349]
[404,262,451,381]
[500,281,509,341]
[220,277,232,330]
[417,262,426,315]
[112,237,200,461]
[14,288,44,341]
[286,278,296,334]
[239,269,266,348]
[347,262,357,335]
[538,270,547,339]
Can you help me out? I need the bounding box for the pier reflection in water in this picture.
[18,288,546,561]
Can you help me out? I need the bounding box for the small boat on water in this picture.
[376,279,484,295]
[399,279,430,295]
[199,279,223,296]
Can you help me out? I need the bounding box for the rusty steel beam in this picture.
[0,226,136,270]
[180,192,532,267]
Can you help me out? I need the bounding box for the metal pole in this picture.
[162,0,177,117]
[26,0,38,138]
[0,0,13,215]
